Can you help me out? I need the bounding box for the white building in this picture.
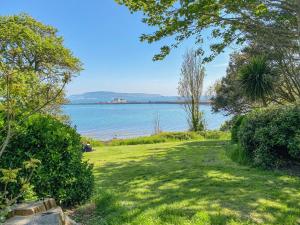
[111,98,128,104]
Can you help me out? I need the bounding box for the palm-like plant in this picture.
[239,56,275,106]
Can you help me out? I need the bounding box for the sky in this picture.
[0,0,235,96]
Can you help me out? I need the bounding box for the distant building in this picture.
[111,98,128,104]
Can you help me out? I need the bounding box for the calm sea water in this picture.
[63,104,228,140]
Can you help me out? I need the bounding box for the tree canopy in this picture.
[0,14,82,115]
[239,56,275,106]
[116,0,299,61]
[0,14,82,159]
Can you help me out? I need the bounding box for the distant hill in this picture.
[68,91,181,104]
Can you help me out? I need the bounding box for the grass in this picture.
[109,131,230,146]
[72,140,300,225]
[226,143,250,166]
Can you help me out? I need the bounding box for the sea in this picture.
[63,104,228,140]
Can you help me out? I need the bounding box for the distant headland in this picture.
[67,91,211,105]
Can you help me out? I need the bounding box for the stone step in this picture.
[4,207,78,225]
[9,198,57,217]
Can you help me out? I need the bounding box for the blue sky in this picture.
[0,0,235,96]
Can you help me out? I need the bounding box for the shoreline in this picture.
[65,101,211,105]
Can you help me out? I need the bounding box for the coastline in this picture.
[63,103,226,141]
[65,101,211,105]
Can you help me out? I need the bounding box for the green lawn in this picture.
[73,140,300,225]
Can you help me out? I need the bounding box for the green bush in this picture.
[238,105,300,168]
[220,120,233,131]
[231,115,245,143]
[226,144,250,165]
[0,114,94,206]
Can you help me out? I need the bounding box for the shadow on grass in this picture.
[75,141,300,225]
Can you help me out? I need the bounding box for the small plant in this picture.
[230,115,245,143]
[153,113,162,135]
[0,158,41,222]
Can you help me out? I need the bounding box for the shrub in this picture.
[238,105,300,168]
[231,115,245,143]
[220,120,233,131]
[0,114,94,206]
[226,144,249,165]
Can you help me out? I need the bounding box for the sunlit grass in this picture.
[109,131,230,146]
[73,141,300,225]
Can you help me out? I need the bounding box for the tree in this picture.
[239,56,275,106]
[0,14,82,214]
[115,0,299,62]
[210,42,299,115]
[178,49,205,131]
[0,14,82,158]
[210,52,253,115]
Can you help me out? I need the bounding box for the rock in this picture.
[4,199,79,225]
[4,207,64,225]
[43,198,57,210]
[11,200,47,216]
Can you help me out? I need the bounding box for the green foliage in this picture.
[231,115,245,143]
[226,144,250,166]
[158,131,202,141]
[109,131,230,146]
[115,1,298,62]
[0,14,82,115]
[0,168,20,184]
[188,111,206,132]
[290,132,300,158]
[0,158,40,222]
[198,130,231,140]
[0,114,94,206]
[210,52,253,115]
[239,56,275,106]
[238,105,300,168]
[109,132,203,146]
[220,120,232,132]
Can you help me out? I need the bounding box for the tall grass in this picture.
[198,130,231,140]
[109,131,230,146]
[225,143,250,165]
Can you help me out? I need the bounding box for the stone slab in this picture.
[43,198,57,211]
[12,200,47,216]
[4,207,65,225]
